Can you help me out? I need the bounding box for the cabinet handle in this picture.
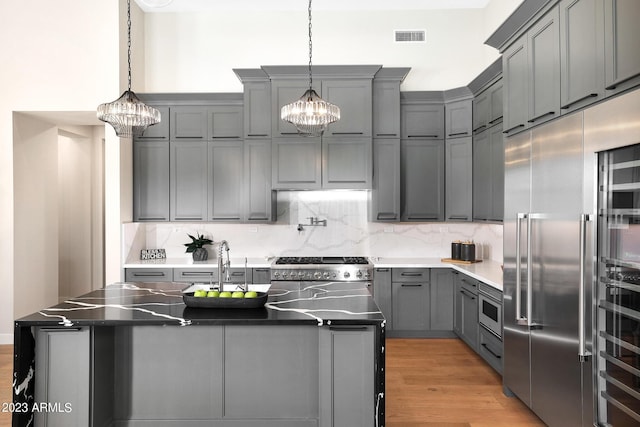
[376,268,390,272]
[138,217,167,221]
[247,134,269,137]
[175,136,203,139]
[280,132,301,135]
[448,215,469,220]
[254,268,270,272]
[460,278,476,287]
[376,213,398,220]
[401,283,423,287]
[329,326,368,331]
[400,272,423,277]
[561,93,598,110]
[174,217,204,221]
[460,290,476,300]
[181,271,214,276]
[488,116,503,125]
[448,132,469,137]
[247,216,268,221]
[210,217,241,221]
[133,272,166,277]
[481,343,502,359]
[375,133,398,137]
[527,111,555,123]
[409,215,439,220]
[330,132,364,135]
[605,71,640,90]
[472,125,487,133]
[502,124,525,134]
[407,134,439,138]
[212,136,241,139]
[231,272,244,276]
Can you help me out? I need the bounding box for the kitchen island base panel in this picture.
[31,324,377,427]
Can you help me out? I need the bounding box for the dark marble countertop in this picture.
[15,282,385,327]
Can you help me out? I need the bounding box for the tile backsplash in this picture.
[123,191,503,263]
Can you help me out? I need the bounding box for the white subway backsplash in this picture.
[123,191,503,263]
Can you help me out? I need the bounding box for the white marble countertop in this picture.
[123,257,272,269]
[371,257,503,291]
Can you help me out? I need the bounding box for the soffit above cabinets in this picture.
[135,0,492,13]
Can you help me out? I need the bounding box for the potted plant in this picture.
[184,233,214,261]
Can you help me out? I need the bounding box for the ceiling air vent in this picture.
[394,30,426,43]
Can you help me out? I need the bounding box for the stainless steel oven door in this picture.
[478,293,502,338]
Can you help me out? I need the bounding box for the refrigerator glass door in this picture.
[597,144,640,426]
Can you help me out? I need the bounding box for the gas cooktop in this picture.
[271,257,372,281]
[274,256,370,265]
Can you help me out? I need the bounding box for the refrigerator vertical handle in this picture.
[516,213,529,325]
[579,214,592,362]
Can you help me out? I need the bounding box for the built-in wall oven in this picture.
[270,256,372,291]
[478,285,502,339]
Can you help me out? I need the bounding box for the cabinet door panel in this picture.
[489,81,503,125]
[170,141,208,221]
[322,137,372,189]
[370,139,400,221]
[243,81,271,138]
[373,80,401,138]
[137,106,169,139]
[272,80,311,136]
[489,125,505,221]
[473,130,491,221]
[401,104,444,139]
[445,99,472,139]
[209,140,243,221]
[392,281,430,330]
[446,137,473,221]
[528,6,560,126]
[560,0,604,113]
[322,79,372,137]
[503,38,529,135]
[171,107,207,139]
[208,106,242,139]
[460,286,479,350]
[401,139,445,221]
[272,138,322,189]
[604,0,640,94]
[430,269,454,331]
[373,268,393,330]
[244,139,273,221]
[133,140,170,221]
[473,92,489,133]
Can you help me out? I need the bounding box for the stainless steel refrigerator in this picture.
[504,88,640,426]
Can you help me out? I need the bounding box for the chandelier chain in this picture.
[308,0,313,91]
[127,0,132,92]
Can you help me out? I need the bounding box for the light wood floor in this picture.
[0,339,543,427]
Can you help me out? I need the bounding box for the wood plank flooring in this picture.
[0,339,543,427]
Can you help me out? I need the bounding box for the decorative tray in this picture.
[441,258,483,265]
[182,283,269,309]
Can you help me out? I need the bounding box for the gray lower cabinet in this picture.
[209,140,244,221]
[479,326,503,374]
[125,268,173,282]
[604,0,640,95]
[170,140,208,221]
[430,268,454,331]
[133,139,170,221]
[453,271,463,336]
[172,268,217,283]
[391,268,430,333]
[401,139,445,221]
[252,267,271,284]
[244,139,274,222]
[322,137,372,189]
[370,139,400,222]
[559,0,605,113]
[272,137,322,189]
[445,136,473,221]
[319,326,375,427]
[456,275,479,351]
[34,327,90,427]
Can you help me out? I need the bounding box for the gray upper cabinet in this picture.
[209,140,243,221]
[133,140,170,222]
[503,35,529,136]
[445,137,473,222]
[272,137,322,189]
[472,91,489,134]
[271,80,314,137]
[473,125,504,222]
[489,124,505,221]
[527,5,560,127]
[559,0,605,113]
[370,139,401,222]
[244,139,274,222]
[322,137,372,189]
[604,0,640,95]
[401,103,445,139]
[170,140,208,221]
[445,99,472,139]
[137,106,169,139]
[489,81,503,125]
[171,106,208,140]
[208,106,243,139]
[242,81,271,138]
[321,79,372,137]
[373,81,401,138]
[401,139,445,221]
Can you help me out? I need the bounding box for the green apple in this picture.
[244,291,258,298]
[219,291,232,298]
[207,290,220,298]
[231,291,245,298]
[193,289,207,298]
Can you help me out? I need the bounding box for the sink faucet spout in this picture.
[217,240,231,286]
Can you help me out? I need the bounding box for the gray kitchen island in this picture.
[13,282,385,427]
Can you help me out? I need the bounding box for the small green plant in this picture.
[183,233,213,253]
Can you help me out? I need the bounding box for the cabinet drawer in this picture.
[173,268,217,282]
[392,268,430,282]
[226,268,253,284]
[252,268,271,284]
[478,282,501,301]
[125,268,173,282]
[459,276,479,294]
[479,326,503,374]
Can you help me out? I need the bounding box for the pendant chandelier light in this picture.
[281,0,340,136]
[97,0,160,138]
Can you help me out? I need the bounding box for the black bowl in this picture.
[183,291,268,309]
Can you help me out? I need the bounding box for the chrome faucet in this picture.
[217,240,231,287]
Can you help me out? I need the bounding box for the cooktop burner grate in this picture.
[274,256,369,265]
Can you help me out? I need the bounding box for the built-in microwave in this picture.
[478,292,502,339]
